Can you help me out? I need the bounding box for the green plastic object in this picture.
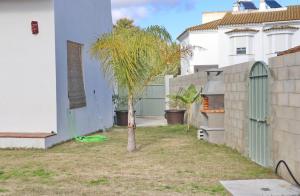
[75,135,108,143]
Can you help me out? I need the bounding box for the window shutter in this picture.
[67,41,87,109]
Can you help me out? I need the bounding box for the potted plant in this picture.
[166,90,186,125]
[112,94,139,126]
[112,95,129,126]
[166,84,202,131]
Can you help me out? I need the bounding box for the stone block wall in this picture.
[269,52,300,183]
[169,72,207,128]
[223,62,253,155]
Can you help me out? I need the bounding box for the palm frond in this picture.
[91,20,189,96]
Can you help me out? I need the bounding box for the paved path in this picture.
[221,179,300,196]
[136,116,167,127]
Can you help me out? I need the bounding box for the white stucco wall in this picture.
[179,31,219,75]
[0,0,57,133]
[219,22,300,68]
[219,26,261,67]
[179,33,191,75]
[180,20,300,74]
[291,21,300,47]
[189,31,219,67]
[53,0,113,143]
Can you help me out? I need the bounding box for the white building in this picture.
[0,0,114,148]
[178,0,300,75]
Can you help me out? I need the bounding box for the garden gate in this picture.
[117,76,166,117]
[248,62,270,167]
[135,76,165,116]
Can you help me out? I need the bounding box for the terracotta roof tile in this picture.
[263,25,299,31]
[177,20,221,40]
[178,5,300,40]
[219,6,300,26]
[277,45,300,56]
[225,28,259,34]
[188,19,222,31]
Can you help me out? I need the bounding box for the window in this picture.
[274,34,288,53]
[67,41,86,109]
[267,33,292,54]
[236,47,247,55]
[230,36,251,55]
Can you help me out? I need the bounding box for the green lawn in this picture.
[0,126,277,195]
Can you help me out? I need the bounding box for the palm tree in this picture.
[91,20,186,152]
[174,85,202,131]
[113,18,137,31]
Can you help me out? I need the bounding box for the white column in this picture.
[165,75,174,110]
[260,0,267,10]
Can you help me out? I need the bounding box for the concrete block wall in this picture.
[223,56,300,184]
[169,72,207,128]
[223,62,253,155]
[269,52,300,183]
[170,54,300,184]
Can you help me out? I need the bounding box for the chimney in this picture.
[233,1,240,12]
[259,0,267,10]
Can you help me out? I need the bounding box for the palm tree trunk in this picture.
[187,104,192,132]
[127,93,136,152]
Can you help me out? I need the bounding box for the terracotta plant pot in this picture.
[165,110,186,125]
[115,110,136,126]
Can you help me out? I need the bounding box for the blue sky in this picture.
[111,0,300,40]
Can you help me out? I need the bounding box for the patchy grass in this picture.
[197,184,227,195]
[0,188,8,193]
[89,177,110,186]
[0,167,54,182]
[0,125,277,195]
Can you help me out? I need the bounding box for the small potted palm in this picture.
[166,84,202,130]
[166,90,186,125]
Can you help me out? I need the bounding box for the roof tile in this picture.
[178,5,300,39]
[188,19,222,31]
[177,19,221,40]
[277,45,300,56]
[219,6,300,26]
[225,28,259,34]
[263,25,299,31]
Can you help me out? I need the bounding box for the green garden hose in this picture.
[75,135,108,143]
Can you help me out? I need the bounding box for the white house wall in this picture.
[180,34,191,75]
[291,22,300,47]
[190,31,219,67]
[180,19,300,74]
[263,21,300,61]
[53,0,113,143]
[218,22,300,68]
[0,0,57,133]
[180,31,219,75]
[218,26,261,67]
[218,28,232,68]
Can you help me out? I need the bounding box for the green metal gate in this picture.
[135,77,165,116]
[249,62,270,167]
